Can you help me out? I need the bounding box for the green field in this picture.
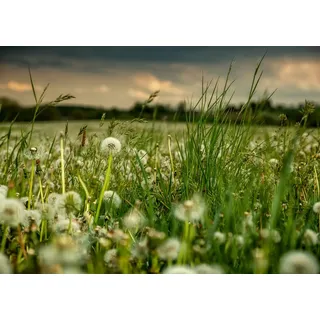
[1,67,320,274]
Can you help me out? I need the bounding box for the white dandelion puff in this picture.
[157,238,181,261]
[123,204,146,231]
[138,149,149,165]
[194,264,225,274]
[279,251,319,274]
[55,191,82,216]
[0,198,26,227]
[235,235,245,247]
[213,232,226,245]
[0,253,12,274]
[269,158,279,168]
[100,137,122,155]
[47,193,62,206]
[163,265,196,274]
[103,190,122,209]
[23,209,42,226]
[174,194,206,222]
[313,202,320,214]
[38,235,85,268]
[0,185,8,199]
[55,218,81,233]
[303,229,318,246]
[104,248,118,267]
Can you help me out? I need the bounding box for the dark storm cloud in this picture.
[1,47,320,71]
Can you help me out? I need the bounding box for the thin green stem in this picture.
[28,159,35,210]
[60,136,65,194]
[1,226,9,253]
[95,153,113,224]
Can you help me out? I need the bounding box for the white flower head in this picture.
[269,158,279,168]
[157,238,181,261]
[0,198,26,227]
[23,209,42,226]
[303,229,318,246]
[0,253,12,274]
[0,185,8,199]
[163,265,196,274]
[194,264,225,274]
[313,202,320,214]
[35,203,56,222]
[103,191,122,209]
[213,232,226,245]
[24,146,45,160]
[39,235,85,268]
[123,205,146,231]
[260,229,281,243]
[104,248,118,267]
[174,194,206,222]
[100,137,122,155]
[138,149,149,165]
[131,238,149,259]
[47,193,62,206]
[55,191,82,216]
[235,235,245,247]
[55,218,81,233]
[279,251,319,274]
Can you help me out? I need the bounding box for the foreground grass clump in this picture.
[1,62,320,274]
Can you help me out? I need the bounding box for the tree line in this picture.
[1,96,319,127]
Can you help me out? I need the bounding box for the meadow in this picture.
[1,63,320,274]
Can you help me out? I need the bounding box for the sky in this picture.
[1,46,320,109]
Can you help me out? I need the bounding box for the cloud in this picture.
[263,59,320,91]
[94,85,109,93]
[1,80,43,93]
[7,81,32,92]
[133,73,185,95]
[127,88,150,100]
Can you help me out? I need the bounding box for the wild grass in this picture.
[0,59,320,274]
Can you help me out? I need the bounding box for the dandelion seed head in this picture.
[138,149,149,165]
[0,198,26,227]
[0,253,12,274]
[55,218,81,233]
[39,236,85,268]
[100,137,122,155]
[0,185,8,199]
[103,190,122,209]
[303,229,318,246]
[279,251,319,274]
[313,202,320,214]
[213,232,226,245]
[123,207,146,231]
[269,158,279,168]
[174,194,205,222]
[157,238,181,261]
[235,235,245,247]
[55,191,82,216]
[163,265,196,274]
[23,209,42,226]
[104,248,118,267]
[131,238,149,259]
[194,264,225,274]
[47,193,62,206]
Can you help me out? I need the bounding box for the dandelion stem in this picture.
[28,159,35,210]
[168,135,175,185]
[38,176,45,209]
[60,136,65,194]
[95,153,113,224]
[1,225,9,252]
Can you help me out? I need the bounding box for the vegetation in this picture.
[1,60,320,274]
[1,94,320,128]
